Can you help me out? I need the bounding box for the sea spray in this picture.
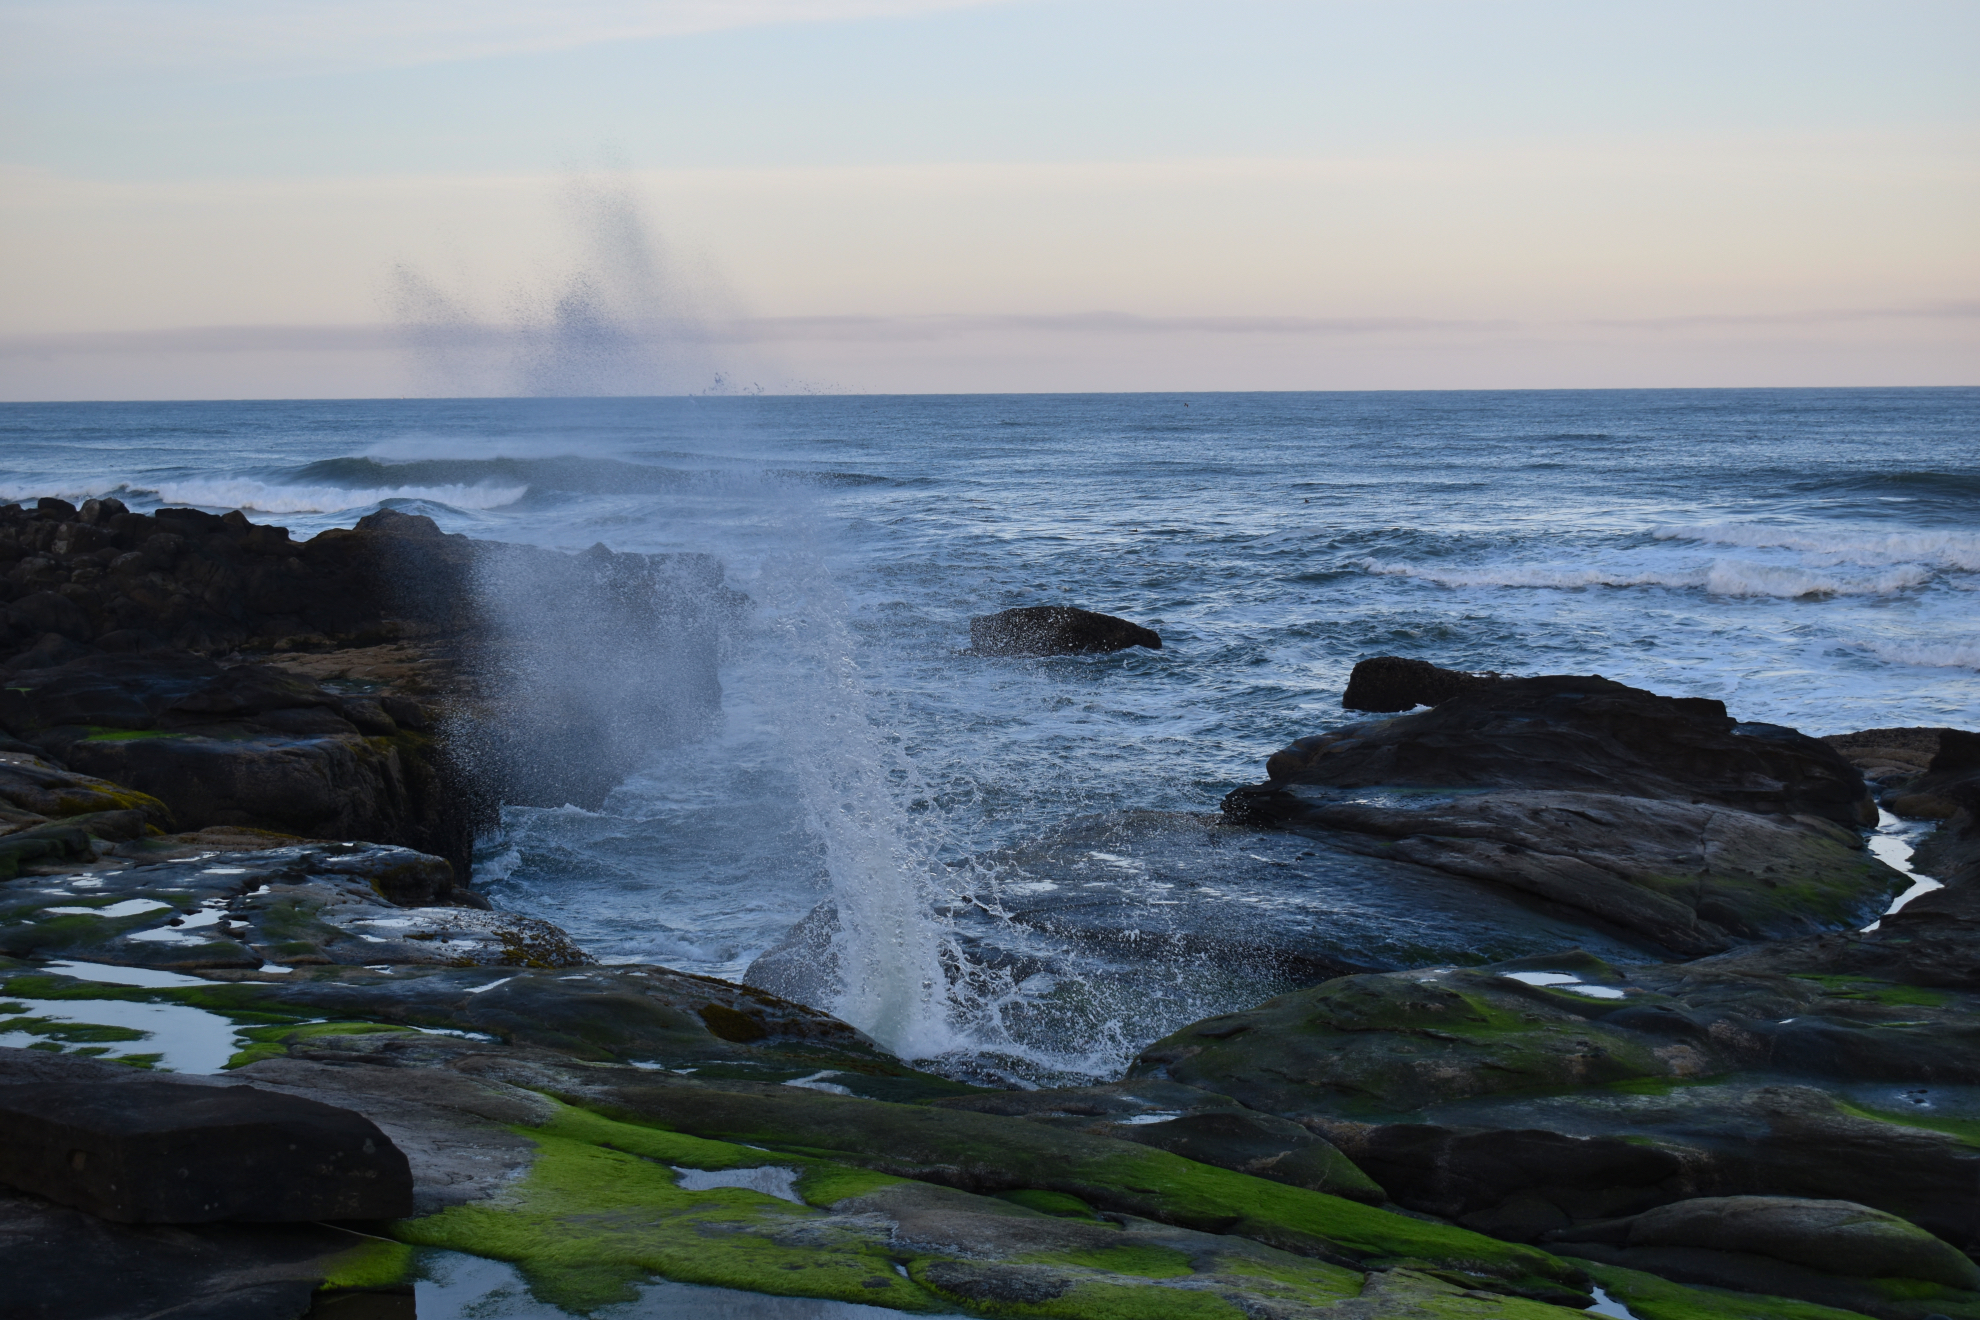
[387,174,748,398]
[747,545,957,1059]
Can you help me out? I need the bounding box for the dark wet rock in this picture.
[1228,676,1900,957]
[935,1078,1385,1202]
[0,1076,412,1222]
[0,501,746,857]
[0,749,171,829]
[967,605,1161,656]
[0,653,472,875]
[1552,1196,1980,1290]
[1888,729,1980,823]
[0,843,564,971]
[1564,1244,1980,1320]
[1341,655,1503,713]
[1824,727,1953,808]
[1250,675,1874,827]
[0,1186,383,1320]
[1132,948,1980,1254]
[1677,876,1980,990]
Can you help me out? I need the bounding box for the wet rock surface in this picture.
[0,1076,413,1223]
[1227,676,1903,957]
[0,503,744,869]
[1340,655,1504,713]
[967,605,1161,656]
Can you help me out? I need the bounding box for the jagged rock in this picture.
[0,1077,412,1223]
[1251,675,1874,825]
[968,605,1161,656]
[1226,676,1899,956]
[1131,950,1980,1252]
[0,501,745,844]
[1341,655,1503,713]
[0,1188,389,1320]
[0,843,568,972]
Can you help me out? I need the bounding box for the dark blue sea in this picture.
[4,389,1976,1073]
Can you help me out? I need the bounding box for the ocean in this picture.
[4,388,1976,1078]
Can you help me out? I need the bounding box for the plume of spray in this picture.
[748,539,961,1060]
[386,174,748,397]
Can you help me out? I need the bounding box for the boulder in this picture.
[968,606,1161,656]
[1341,655,1503,712]
[1555,1196,1980,1291]
[1252,675,1874,826]
[1226,676,1900,956]
[0,1187,389,1320]
[0,1077,413,1222]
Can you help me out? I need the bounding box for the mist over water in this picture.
[4,386,1977,1078]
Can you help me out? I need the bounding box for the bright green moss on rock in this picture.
[996,1190,1105,1221]
[390,1107,950,1314]
[317,1239,416,1291]
[224,1020,420,1068]
[1577,1262,1882,1320]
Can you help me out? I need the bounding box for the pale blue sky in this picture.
[1,0,1974,396]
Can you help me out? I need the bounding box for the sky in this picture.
[0,0,1974,398]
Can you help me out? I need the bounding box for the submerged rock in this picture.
[1340,655,1503,713]
[968,605,1161,656]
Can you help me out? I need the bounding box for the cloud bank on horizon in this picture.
[0,0,1973,398]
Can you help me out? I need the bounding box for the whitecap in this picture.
[1653,522,1980,572]
[1356,557,1928,598]
[1856,639,1980,671]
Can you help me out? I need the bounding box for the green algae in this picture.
[1833,1099,1980,1149]
[224,1020,420,1069]
[995,1189,1105,1221]
[79,728,186,743]
[318,1239,416,1290]
[0,1015,147,1044]
[1575,1261,1882,1320]
[1045,1243,1192,1278]
[390,1106,948,1315]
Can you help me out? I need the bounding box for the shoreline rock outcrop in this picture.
[1225,675,1901,957]
[0,500,742,877]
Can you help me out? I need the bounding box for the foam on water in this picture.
[4,388,1977,1077]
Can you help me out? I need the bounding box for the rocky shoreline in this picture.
[3,505,1977,1320]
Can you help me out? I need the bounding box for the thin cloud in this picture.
[10,302,1975,359]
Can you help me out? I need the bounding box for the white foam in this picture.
[1358,557,1929,598]
[1654,523,1980,571]
[1858,639,1980,671]
[0,479,526,515]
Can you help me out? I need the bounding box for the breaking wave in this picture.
[1358,557,1933,598]
[0,478,526,515]
[1858,639,1980,671]
[1654,522,1980,572]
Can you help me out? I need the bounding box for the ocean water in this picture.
[4,389,1977,1076]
